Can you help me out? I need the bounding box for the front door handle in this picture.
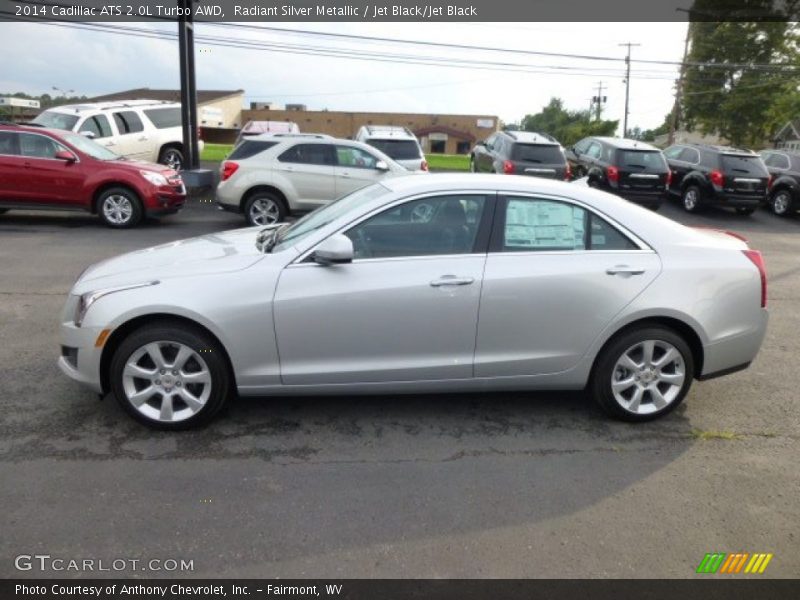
[138,136,148,142]
[606,265,645,276]
[430,275,475,287]
[105,142,116,147]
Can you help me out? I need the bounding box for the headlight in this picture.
[140,170,169,186]
[74,281,159,327]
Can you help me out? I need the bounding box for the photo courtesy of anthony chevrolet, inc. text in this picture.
[1,0,799,598]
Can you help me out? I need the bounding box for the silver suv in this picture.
[32,100,203,170]
[355,125,428,171]
[216,134,410,225]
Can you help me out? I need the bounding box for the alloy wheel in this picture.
[102,195,133,225]
[610,339,686,416]
[163,149,183,171]
[249,198,281,226]
[121,341,212,423]
[683,189,698,211]
[772,191,791,215]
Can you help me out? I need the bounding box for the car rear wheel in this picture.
[244,193,286,226]
[0,209,8,214]
[97,187,143,229]
[590,326,694,422]
[159,146,184,171]
[109,322,231,429]
[681,185,702,212]
[770,189,793,216]
[735,207,756,216]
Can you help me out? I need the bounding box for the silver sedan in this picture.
[58,174,769,428]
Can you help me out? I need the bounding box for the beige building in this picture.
[90,88,245,129]
[243,107,499,154]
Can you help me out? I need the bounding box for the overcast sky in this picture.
[0,21,688,132]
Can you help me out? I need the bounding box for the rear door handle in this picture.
[606,265,645,276]
[104,142,116,147]
[430,276,475,287]
[137,136,148,142]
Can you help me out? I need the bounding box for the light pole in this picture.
[619,43,641,137]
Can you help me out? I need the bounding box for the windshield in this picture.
[365,139,422,160]
[616,150,667,171]
[270,183,393,253]
[32,111,79,131]
[62,132,119,160]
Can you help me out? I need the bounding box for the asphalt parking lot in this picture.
[1,189,799,578]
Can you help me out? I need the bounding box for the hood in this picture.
[73,227,268,292]
[111,158,178,175]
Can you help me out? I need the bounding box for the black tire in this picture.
[681,185,703,213]
[96,186,143,229]
[0,208,8,215]
[470,157,477,173]
[590,325,694,422]
[158,146,184,171]
[109,322,232,430]
[735,207,756,216]
[244,192,287,226]
[769,189,794,216]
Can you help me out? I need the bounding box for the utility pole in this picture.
[591,81,607,121]
[619,42,641,137]
[668,24,692,145]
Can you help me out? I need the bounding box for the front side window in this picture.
[18,133,66,159]
[336,145,380,169]
[501,197,637,252]
[345,195,486,259]
[585,142,602,159]
[113,111,144,134]
[79,115,112,139]
[762,152,790,170]
[0,131,19,155]
[278,143,334,165]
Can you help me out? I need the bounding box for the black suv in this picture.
[470,130,570,180]
[759,149,800,216]
[663,144,769,215]
[567,137,669,210]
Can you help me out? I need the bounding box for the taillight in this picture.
[503,160,515,174]
[743,249,767,308]
[420,160,429,172]
[710,170,724,187]
[767,174,772,189]
[221,161,239,181]
[565,163,572,181]
[607,165,619,183]
[666,170,673,187]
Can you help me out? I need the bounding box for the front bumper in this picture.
[143,182,187,216]
[58,316,106,394]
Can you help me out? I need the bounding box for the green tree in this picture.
[520,98,618,147]
[681,4,799,146]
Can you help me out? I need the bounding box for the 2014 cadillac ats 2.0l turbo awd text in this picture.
[58,174,768,429]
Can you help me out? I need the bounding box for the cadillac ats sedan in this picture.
[58,174,768,429]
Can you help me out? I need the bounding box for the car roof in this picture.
[591,137,660,151]
[247,132,334,141]
[502,130,559,145]
[359,125,417,139]
[0,122,65,137]
[683,143,756,155]
[44,100,179,114]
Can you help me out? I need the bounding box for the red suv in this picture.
[0,122,186,228]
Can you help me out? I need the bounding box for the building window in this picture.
[430,140,446,153]
[456,141,471,154]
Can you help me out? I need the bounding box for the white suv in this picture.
[32,100,203,170]
[355,125,428,171]
[216,134,410,225]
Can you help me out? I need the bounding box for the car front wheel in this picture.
[244,193,286,226]
[770,189,794,216]
[590,325,694,422]
[109,322,231,429]
[681,185,702,212]
[735,207,756,216]
[97,187,143,228]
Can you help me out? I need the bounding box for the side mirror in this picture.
[571,146,580,156]
[375,160,389,171]
[80,131,96,139]
[55,150,77,163]
[312,234,354,265]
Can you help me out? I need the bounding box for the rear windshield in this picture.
[228,140,278,160]
[365,139,421,160]
[511,143,565,164]
[616,150,667,172]
[31,111,79,131]
[144,107,181,129]
[721,154,768,177]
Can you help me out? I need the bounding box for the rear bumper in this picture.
[707,191,767,208]
[700,309,768,379]
[615,189,668,207]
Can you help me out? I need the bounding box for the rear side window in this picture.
[0,131,19,155]
[511,144,565,164]
[278,143,334,165]
[228,140,278,160]
[366,139,421,160]
[144,107,181,129]
[762,152,790,170]
[721,154,768,177]
[79,115,112,139]
[616,150,667,172]
[113,111,144,134]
